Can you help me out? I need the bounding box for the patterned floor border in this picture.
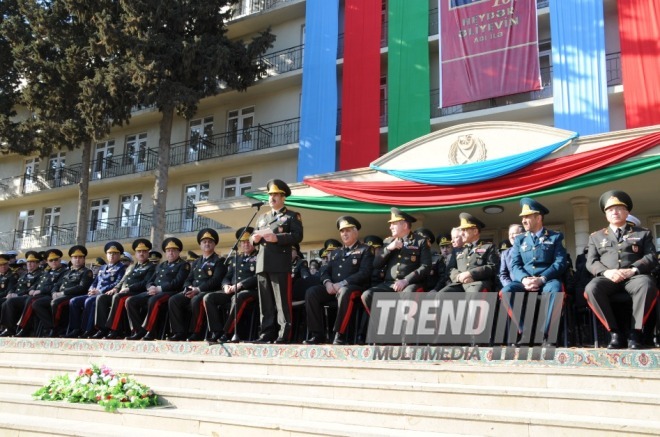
[3,337,660,370]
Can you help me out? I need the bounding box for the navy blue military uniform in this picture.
[126,237,190,339]
[204,229,259,342]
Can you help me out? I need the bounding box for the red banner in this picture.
[439,0,541,107]
[618,0,660,128]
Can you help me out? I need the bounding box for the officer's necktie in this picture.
[615,228,622,242]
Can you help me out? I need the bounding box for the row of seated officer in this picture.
[0,191,656,349]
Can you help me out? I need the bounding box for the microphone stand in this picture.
[223,202,262,343]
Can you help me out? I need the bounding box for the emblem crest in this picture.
[448,134,487,165]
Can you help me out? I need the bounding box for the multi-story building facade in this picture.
[1,0,658,261]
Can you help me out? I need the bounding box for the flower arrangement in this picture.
[33,364,159,412]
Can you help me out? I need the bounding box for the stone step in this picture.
[1,392,659,437]
[1,345,658,393]
[3,366,659,422]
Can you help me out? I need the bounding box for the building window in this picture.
[223,175,252,199]
[93,140,115,180]
[227,107,255,152]
[42,206,61,237]
[48,152,66,186]
[23,158,40,193]
[183,183,210,232]
[188,117,214,162]
[17,210,35,236]
[124,133,148,169]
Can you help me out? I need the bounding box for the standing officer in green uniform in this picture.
[585,190,658,349]
[93,238,156,339]
[31,246,94,337]
[439,213,499,293]
[0,251,43,336]
[0,254,18,307]
[168,228,225,341]
[126,237,190,341]
[304,216,374,345]
[361,208,432,313]
[251,179,303,343]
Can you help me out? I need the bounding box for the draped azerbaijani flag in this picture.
[439,0,541,108]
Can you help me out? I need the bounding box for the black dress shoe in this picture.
[40,329,54,338]
[104,331,124,340]
[91,330,109,339]
[186,333,205,342]
[206,332,223,342]
[217,334,231,343]
[0,329,15,337]
[303,335,326,345]
[654,335,660,348]
[628,331,643,350]
[355,334,366,345]
[142,331,157,341]
[126,330,146,341]
[15,329,31,338]
[80,330,96,339]
[333,332,346,345]
[607,331,624,349]
[63,329,81,339]
[168,333,187,341]
[254,336,276,344]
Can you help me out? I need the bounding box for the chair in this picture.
[590,292,633,348]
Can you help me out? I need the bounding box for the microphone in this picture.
[251,201,265,208]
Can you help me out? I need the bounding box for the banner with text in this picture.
[439,0,541,108]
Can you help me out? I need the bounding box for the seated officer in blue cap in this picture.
[168,228,225,341]
[499,199,567,342]
[585,190,658,349]
[304,216,374,345]
[126,237,190,340]
[439,213,499,293]
[361,208,432,313]
[93,238,157,339]
[65,241,126,338]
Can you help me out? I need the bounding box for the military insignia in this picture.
[250,266,254,271]
[448,134,487,165]
[632,244,639,253]
[600,239,608,248]
[411,255,417,262]
[353,259,358,265]
[278,227,283,233]
[1,284,4,289]
[207,270,212,276]
[521,243,528,251]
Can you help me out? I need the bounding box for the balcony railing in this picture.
[21,165,81,195]
[170,118,299,166]
[90,149,158,181]
[86,213,154,243]
[231,0,298,19]
[259,44,304,77]
[164,208,227,235]
[0,224,77,251]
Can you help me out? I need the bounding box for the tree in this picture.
[0,0,136,245]
[89,0,275,245]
